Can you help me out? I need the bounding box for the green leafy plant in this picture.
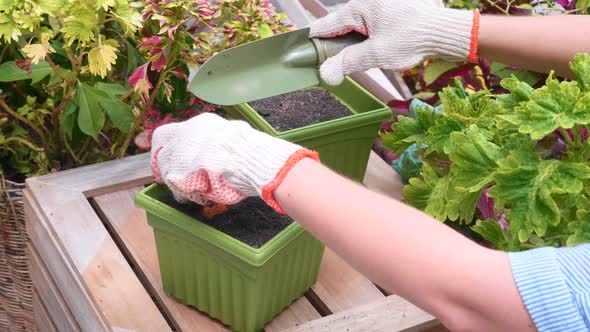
[0,0,142,179]
[0,0,290,180]
[382,54,590,251]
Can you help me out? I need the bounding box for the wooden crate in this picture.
[25,152,448,331]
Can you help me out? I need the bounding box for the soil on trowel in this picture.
[159,195,293,248]
[249,88,351,132]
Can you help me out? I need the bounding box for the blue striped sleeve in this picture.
[509,244,590,332]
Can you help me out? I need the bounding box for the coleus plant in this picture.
[0,0,142,179]
[382,53,590,251]
[126,0,290,154]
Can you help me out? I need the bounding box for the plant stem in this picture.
[559,127,575,146]
[119,88,134,102]
[52,46,80,148]
[0,97,49,150]
[45,55,69,83]
[574,126,583,147]
[1,137,44,152]
[62,131,82,164]
[116,70,167,158]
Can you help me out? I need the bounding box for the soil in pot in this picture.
[159,195,293,248]
[249,88,351,132]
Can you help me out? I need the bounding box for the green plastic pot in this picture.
[223,77,391,182]
[135,184,325,332]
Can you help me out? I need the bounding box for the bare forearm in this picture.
[479,15,590,77]
[275,159,534,331]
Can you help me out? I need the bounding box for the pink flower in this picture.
[129,62,153,100]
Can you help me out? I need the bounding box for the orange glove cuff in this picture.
[261,148,320,214]
[467,9,481,63]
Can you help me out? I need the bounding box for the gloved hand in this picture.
[308,0,480,85]
[150,113,319,213]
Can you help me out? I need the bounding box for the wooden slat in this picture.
[25,183,171,332]
[363,151,404,201]
[93,187,323,332]
[26,153,151,197]
[311,248,386,313]
[264,296,322,331]
[305,153,402,313]
[93,187,229,331]
[33,289,58,332]
[28,243,81,332]
[284,295,440,332]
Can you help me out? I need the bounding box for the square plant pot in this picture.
[223,77,391,182]
[135,184,325,332]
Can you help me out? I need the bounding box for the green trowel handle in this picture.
[311,31,368,64]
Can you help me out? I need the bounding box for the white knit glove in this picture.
[308,0,480,85]
[150,113,319,213]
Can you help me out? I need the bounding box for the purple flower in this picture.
[497,214,509,230]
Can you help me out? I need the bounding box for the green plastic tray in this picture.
[135,184,325,332]
[223,77,391,182]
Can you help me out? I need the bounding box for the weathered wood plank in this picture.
[26,153,151,197]
[305,152,401,313]
[264,296,322,331]
[33,289,58,332]
[28,243,80,332]
[363,151,404,201]
[25,188,109,331]
[93,187,229,332]
[25,183,171,332]
[311,248,386,313]
[284,295,441,332]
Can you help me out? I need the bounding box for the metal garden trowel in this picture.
[188,28,365,105]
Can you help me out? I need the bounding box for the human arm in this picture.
[150,114,590,332]
[308,0,590,85]
[478,15,590,78]
[150,114,534,331]
[274,158,536,332]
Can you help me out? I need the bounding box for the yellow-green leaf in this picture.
[423,60,457,86]
[88,43,118,78]
[61,13,97,46]
[258,24,273,39]
[96,0,116,11]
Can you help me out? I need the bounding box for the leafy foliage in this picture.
[0,0,142,179]
[0,0,290,180]
[125,0,290,153]
[382,54,590,251]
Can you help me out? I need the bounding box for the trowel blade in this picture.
[188,28,320,106]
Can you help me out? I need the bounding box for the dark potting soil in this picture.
[159,195,293,248]
[249,88,351,132]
